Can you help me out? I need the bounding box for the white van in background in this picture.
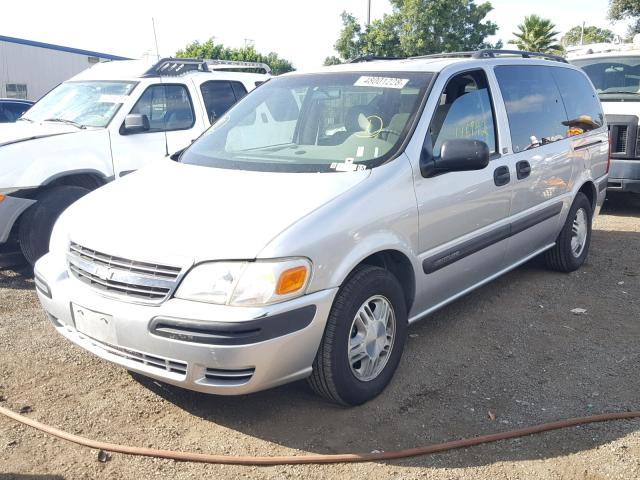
[570,38,640,196]
[0,58,269,265]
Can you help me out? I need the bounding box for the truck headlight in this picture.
[175,258,312,306]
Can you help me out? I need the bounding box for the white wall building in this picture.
[0,35,129,101]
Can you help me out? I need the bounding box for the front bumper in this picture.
[608,159,640,193]
[35,252,337,395]
[0,194,35,243]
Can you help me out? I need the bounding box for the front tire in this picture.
[543,192,592,272]
[308,265,408,406]
[18,186,90,266]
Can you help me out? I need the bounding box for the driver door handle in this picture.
[493,166,510,187]
[516,160,531,180]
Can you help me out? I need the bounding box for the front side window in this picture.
[182,72,433,172]
[572,56,640,101]
[129,84,194,132]
[495,65,568,153]
[429,70,496,156]
[23,81,136,128]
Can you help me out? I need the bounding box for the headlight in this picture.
[175,258,312,306]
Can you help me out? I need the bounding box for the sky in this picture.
[0,0,632,71]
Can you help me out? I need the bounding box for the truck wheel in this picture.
[308,265,407,406]
[18,186,90,266]
[543,192,592,273]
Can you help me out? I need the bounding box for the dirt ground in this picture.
[0,194,638,480]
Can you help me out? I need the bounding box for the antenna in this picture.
[151,17,169,157]
[152,17,161,61]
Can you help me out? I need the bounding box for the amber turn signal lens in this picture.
[276,266,308,295]
[0,194,5,203]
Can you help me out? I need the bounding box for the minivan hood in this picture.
[0,121,79,146]
[66,160,370,265]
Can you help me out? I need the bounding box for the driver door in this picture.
[411,68,514,314]
[110,83,204,177]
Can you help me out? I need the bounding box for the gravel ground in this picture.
[0,193,639,480]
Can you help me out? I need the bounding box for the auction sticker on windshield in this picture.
[354,76,409,89]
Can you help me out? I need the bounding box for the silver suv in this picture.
[35,50,609,406]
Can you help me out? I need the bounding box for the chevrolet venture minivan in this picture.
[35,50,609,405]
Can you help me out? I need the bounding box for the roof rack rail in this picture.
[410,49,567,63]
[205,59,271,74]
[349,54,406,63]
[143,57,271,77]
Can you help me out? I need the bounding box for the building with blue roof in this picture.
[0,35,130,101]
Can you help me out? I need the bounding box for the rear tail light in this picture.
[607,131,612,174]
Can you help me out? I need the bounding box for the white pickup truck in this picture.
[0,58,268,265]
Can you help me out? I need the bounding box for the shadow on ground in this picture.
[131,224,640,468]
[0,263,33,291]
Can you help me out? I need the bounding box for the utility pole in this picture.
[151,17,160,60]
[580,21,585,45]
[366,0,371,26]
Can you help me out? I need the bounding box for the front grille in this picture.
[68,242,182,303]
[613,125,628,154]
[83,335,187,376]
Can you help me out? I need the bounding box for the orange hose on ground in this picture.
[0,405,638,465]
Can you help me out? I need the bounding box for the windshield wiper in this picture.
[17,117,33,123]
[43,118,86,129]
[599,91,640,96]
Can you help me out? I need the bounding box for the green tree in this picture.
[176,39,294,75]
[329,0,499,62]
[608,0,640,20]
[510,15,562,53]
[323,56,343,66]
[561,25,615,46]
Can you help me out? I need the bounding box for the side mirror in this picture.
[420,139,490,177]
[122,114,150,134]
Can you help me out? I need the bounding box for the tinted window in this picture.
[429,70,496,156]
[130,84,194,132]
[200,81,237,123]
[551,67,604,135]
[5,102,31,118]
[231,82,248,100]
[495,65,568,153]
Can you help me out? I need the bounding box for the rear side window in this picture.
[200,81,246,123]
[495,66,568,153]
[550,67,604,134]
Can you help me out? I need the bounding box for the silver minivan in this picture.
[35,50,609,405]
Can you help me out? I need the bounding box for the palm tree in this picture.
[511,15,562,53]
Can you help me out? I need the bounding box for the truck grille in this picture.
[67,242,183,303]
[613,125,628,154]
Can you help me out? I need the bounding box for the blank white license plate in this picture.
[71,303,117,345]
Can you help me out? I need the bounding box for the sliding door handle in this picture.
[494,166,510,186]
[516,160,531,180]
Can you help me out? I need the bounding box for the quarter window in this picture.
[200,81,247,123]
[429,70,497,156]
[129,84,194,132]
[494,66,568,153]
[551,67,604,135]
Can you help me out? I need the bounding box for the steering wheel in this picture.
[376,128,402,141]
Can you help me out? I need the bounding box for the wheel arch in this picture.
[577,180,597,212]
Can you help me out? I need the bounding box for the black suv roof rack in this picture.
[411,49,567,63]
[346,49,567,64]
[143,58,271,77]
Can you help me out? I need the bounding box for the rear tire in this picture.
[18,186,90,265]
[543,192,592,272]
[307,265,408,406]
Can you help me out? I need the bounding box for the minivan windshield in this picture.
[572,56,640,100]
[181,72,433,172]
[23,81,137,127]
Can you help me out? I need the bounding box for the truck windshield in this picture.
[181,72,433,172]
[23,81,137,127]
[572,56,640,100]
